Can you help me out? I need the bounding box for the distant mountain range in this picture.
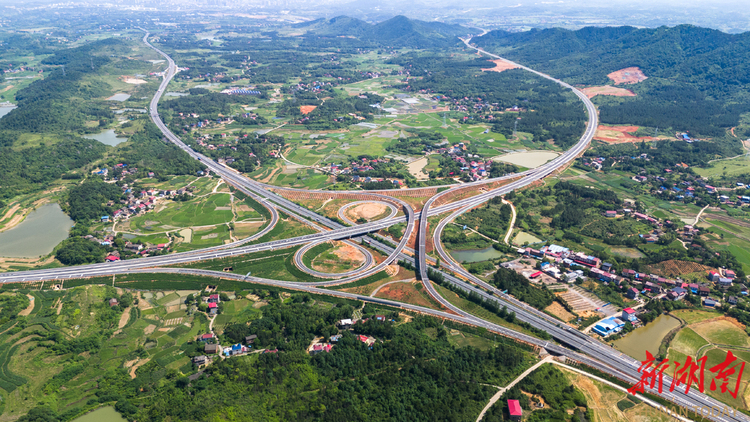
[294,15,471,47]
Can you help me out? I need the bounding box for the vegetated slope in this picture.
[299,15,467,48]
[475,25,750,136]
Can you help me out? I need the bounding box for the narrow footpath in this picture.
[502,198,516,244]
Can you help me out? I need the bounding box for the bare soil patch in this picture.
[481,59,519,73]
[406,157,429,180]
[645,259,715,278]
[374,281,441,310]
[0,85,13,93]
[300,105,317,115]
[581,86,636,99]
[18,294,35,317]
[607,67,647,85]
[347,202,388,221]
[121,76,147,84]
[545,301,575,322]
[117,307,131,329]
[332,243,366,263]
[129,358,150,379]
[143,324,156,335]
[593,125,662,144]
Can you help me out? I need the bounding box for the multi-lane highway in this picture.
[0,30,743,421]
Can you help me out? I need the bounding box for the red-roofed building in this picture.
[508,400,522,421]
[105,255,120,262]
[199,333,215,342]
[208,294,220,303]
[621,308,637,322]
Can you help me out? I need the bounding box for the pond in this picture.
[613,314,681,361]
[107,93,131,102]
[492,150,560,168]
[114,108,146,114]
[0,203,73,258]
[72,406,127,422]
[450,246,504,263]
[0,105,17,120]
[83,129,128,146]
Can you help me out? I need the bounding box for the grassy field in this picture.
[695,155,750,178]
[129,193,234,231]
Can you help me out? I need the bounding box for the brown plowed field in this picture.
[481,59,519,73]
[607,67,647,85]
[300,105,317,115]
[581,86,636,99]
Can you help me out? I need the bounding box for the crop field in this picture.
[669,327,709,357]
[691,318,750,347]
[0,285,247,417]
[695,154,750,178]
[700,219,750,273]
[129,193,234,232]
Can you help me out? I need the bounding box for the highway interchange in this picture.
[0,30,744,421]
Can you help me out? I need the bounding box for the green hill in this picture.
[300,15,467,48]
[475,25,750,136]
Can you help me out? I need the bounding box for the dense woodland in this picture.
[476,25,750,136]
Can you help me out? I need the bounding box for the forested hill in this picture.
[476,25,750,137]
[296,15,468,48]
[475,25,750,94]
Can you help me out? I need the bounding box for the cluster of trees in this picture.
[64,179,122,223]
[0,293,30,327]
[162,92,249,118]
[492,267,555,310]
[584,139,741,172]
[0,136,108,200]
[115,121,206,179]
[456,196,513,241]
[276,92,383,130]
[386,130,445,155]
[197,133,284,173]
[55,237,108,266]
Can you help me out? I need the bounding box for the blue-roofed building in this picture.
[592,317,626,337]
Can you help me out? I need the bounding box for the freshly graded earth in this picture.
[607,67,648,85]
